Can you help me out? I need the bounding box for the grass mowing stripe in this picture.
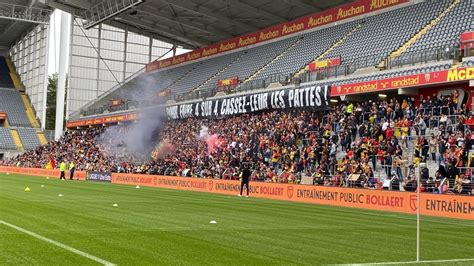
[0,220,115,266]
[342,258,474,265]
[6,174,471,228]
[2,173,473,264]
[108,183,474,230]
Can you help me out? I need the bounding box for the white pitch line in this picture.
[0,220,115,266]
[338,258,474,265]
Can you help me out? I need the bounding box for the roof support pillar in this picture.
[54,11,70,140]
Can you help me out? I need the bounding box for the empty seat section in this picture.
[167,52,242,95]
[116,64,196,104]
[0,88,31,127]
[17,128,41,150]
[200,38,297,92]
[95,0,471,105]
[252,21,357,81]
[321,1,451,74]
[0,128,16,150]
[403,0,473,55]
[152,64,195,90]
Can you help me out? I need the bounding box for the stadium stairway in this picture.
[5,57,24,91]
[10,129,23,151]
[193,52,246,93]
[0,57,13,88]
[241,37,303,86]
[37,131,47,145]
[294,23,363,78]
[378,0,461,68]
[449,61,463,69]
[20,94,40,128]
[164,67,198,92]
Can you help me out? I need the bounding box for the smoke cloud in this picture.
[197,125,219,154]
[96,73,169,161]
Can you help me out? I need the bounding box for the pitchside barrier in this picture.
[1,166,473,220]
[0,166,87,180]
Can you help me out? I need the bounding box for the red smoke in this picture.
[206,134,219,154]
[151,140,175,160]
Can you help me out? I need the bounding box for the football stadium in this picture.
[0,0,474,264]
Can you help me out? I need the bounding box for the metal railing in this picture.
[81,0,144,29]
[300,45,470,84]
[81,99,139,117]
[174,73,292,102]
[0,2,51,24]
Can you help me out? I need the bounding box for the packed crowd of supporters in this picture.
[3,90,473,195]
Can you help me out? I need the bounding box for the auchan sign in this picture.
[146,0,408,72]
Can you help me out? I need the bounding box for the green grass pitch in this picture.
[1,173,473,265]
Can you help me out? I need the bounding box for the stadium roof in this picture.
[0,0,52,48]
[48,0,350,50]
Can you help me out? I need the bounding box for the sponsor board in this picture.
[86,171,112,182]
[166,85,330,119]
[332,67,474,96]
[146,0,408,71]
[0,166,86,180]
[308,57,341,71]
[112,173,474,220]
[0,167,472,220]
[66,112,139,128]
[218,77,238,87]
[110,99,123,107]
[158,90,171,97]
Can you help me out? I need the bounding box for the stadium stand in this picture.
[9,129,24,151]
[17,128,41,151]
[402,0,472,54]
[166,52,243,95]
[319,1,452,73]
[248,21,359,84]
[20,94,41,128]
[153,64,195,91]
[198,37,297,93]
[389,0,473,68]
[4,0,473,198]
[87,0,470,106]
[302,60,453,88]
[462,58,474,67]
[4,57,23,91]
[6,91,473,195]
[0,88,31,127]
[77,0,474,117]
[0,128,17,150]
[0,57,45,152]
[0,57,14,88]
